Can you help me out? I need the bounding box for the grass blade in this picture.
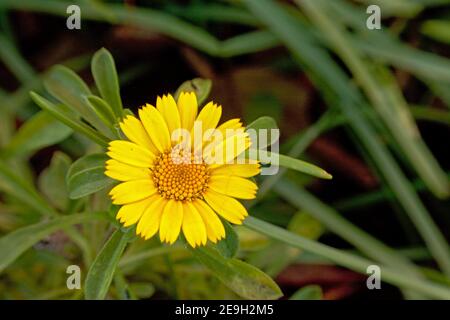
[0,33,36,83]
[245,216,450,299]
[274,178,422,277]
[299,0,449,198]
[242,0,450,277]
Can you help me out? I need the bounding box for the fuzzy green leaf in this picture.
[67,153,114,199]
[290,285,323,300]
[215,221,239,259]
[247,116,278,131]
[246,116,279,149]
[175,78,212,106]
[44,65,113,138]
[85,229,131,300]
[192,246,283,300]
[91,48,124,118]
[251,150,332,180]
[85,95,117,126]
[38,152,72,210]
[30,91,110,147]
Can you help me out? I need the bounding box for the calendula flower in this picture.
[105,92,260,247]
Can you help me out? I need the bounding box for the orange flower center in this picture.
[152,148,209,201]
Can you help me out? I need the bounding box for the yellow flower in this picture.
[105,92,260,247]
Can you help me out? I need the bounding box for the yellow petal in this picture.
[203,127,244,156]
[116,196,155,227]
[211,163,261,178]
[159,199,183,244]
[109,179,156,205]
[209,176,257,200]
[217,118,243,135]
[204,133,251,167]
[182,202,207,247]
[136,196,167,240]
[191,101,222,149]
[177,91,198,131]
[119,115,158,154]
[203,190,248,225]
[156,94,181,136]
[139,104,171,153]
[107,140,155,168]
[195,102,222,130]
[203,118,244,151]
[105,159,151,181]
[192,200,225,243]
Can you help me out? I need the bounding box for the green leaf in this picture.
[192,246,283,300]
[251,150,332,180]
[244,93,282,124]
[91,48,124,118]
[353,0,422,18]
[129,282,155,299]
[113,271,133,300]
[290,285,323,300]
[85,229,131,300]
[175,78,212,106]
[123,109,135,117]
[288,211,325,240]
[4,111,72,157]
[84,95,118,139]
[85,95,117,126]
[0,212,106,274]
[246,116,279,149]
[245,117,331,179]
[30,91,110,147]
[0,33,36,84]
[44,65,91,115]
[44,65,113,138]
[215,221,239,258]
[247,116,278,132]
[277,153,332,179]
[0,106,14,148]
[221,30,281,57]
[67,153,114,199]
[38,152,72,210]
[421,20,450,45]
[0,158,56,217]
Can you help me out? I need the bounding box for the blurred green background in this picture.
[0,0,450,300]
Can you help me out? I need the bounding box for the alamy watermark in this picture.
[66,5,81,30]
[366,265,381,290]
[366,5,382,30]
[66,265,81,290]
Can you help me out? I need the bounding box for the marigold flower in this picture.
[105,92,260,247]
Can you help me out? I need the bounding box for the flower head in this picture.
[105,92,260,247]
